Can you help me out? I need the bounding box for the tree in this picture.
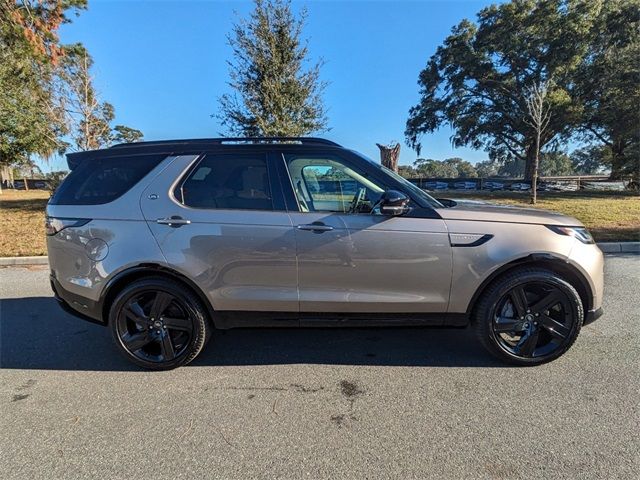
[397,165,416,178]
[524,79,553,203]
[59,45,143,150]
[575,0,640,180]
[0,1,86,171]
[0,1,86,155]
[217,0,328,136]
[570,146,609,175]
[413,158,459,178]
[112,125,144,144]
[444,157,477,177]
[412,158,478,178]
[539,151,575,176]
[377,142,400,172]
[405,0,601,182]
[44,170,67,192]
[475,159,499,178]
[59,45,113,151]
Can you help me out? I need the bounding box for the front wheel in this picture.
[473,268,583,366]
[109,277,211,370]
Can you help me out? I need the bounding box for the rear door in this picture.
[281,150,452,317]
[140,152,298,313]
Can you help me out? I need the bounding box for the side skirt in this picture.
[214,311,469,329]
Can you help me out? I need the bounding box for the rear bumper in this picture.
[584,307,604,326]
[50,275,105,325]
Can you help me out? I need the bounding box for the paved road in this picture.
[1,255,638,479]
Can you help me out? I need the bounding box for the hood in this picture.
[436,200,582,226]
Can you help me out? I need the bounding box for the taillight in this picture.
[45,217,91,236]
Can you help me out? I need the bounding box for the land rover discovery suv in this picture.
[46,137,604,369]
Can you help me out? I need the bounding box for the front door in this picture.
[282,151,452,315]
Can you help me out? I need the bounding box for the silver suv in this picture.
[46,138,604,369]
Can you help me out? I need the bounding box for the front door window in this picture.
[285,155,385,213]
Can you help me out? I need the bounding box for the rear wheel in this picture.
[473,268,583,366]
[109,277,211,370]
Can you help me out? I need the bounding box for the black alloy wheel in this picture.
[474,268,583,365]
[109,277,210,370]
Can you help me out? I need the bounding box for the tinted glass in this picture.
[176,154,273,210]
[50,154,166,205]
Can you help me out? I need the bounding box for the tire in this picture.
[109,277,211,370]
[473,268,583,366]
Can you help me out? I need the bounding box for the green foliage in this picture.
[539,151,575,176]
[0,1,87,166]
[405,0,602,180]
[413,159,457,178]
[112,125,144,144]
[218,0,328,136]
[474,159,499,178]
[44,170,68,191]
[570,146,609,175]
[397,165,417,178]
[575,0,640,179]
[413,157,478,178]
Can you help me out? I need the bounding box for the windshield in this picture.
[350,150,444,209]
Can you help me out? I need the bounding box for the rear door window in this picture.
[174,153,274,211]
[50,154,166,205]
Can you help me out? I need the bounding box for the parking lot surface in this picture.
[1,254,638,479]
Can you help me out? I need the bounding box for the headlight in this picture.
[546,225,595,244]
[45,217,91,236]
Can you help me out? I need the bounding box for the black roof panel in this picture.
[66,137,343,169]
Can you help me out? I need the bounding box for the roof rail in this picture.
[110,137,341,149]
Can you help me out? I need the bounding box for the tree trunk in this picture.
[523,144,536,182]
[608,142,627,180]
[376,143,400,172]
[530,135,540,205]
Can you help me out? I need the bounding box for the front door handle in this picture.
[157,216,191,227]
[297,223,334,233]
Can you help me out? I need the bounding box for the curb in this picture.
[597,242,640,253]
[0,256,49,266]
[1,241,638,266]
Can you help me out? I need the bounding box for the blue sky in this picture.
[45,0,496,172]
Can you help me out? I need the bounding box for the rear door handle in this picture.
[157,216,191,227]
[297,223,334,233]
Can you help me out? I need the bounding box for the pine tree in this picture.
[217,0,328,137]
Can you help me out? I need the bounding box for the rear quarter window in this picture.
[50,154,167,205]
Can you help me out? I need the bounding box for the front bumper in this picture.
[50,275,105,325]
[584,307,604,326]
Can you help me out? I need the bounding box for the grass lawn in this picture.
[0,189,638,257]
[0,190,50,257]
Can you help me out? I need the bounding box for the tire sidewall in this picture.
[109,278,209,370]
[476,269,583,366]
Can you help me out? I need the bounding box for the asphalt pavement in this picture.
[1,254,638,479]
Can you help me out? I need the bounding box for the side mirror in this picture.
[378,190,410,216]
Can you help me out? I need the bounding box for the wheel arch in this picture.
[98,264,217,327]
[465,254,593,321]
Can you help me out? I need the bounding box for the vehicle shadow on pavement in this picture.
[0,297,504,371]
